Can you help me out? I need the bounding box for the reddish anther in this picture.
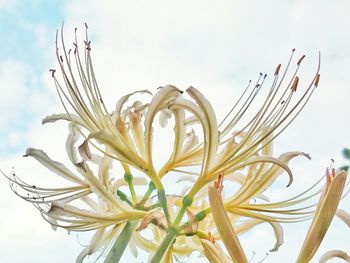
[274,64,281,76]
[291,76,299,92]
[208,232,215,243]
[214,173,224,194]
[315,74,320,87]
[297,55,306,65]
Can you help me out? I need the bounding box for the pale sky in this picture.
[0,1,350,262]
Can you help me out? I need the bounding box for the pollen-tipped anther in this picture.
[274,64,282,76]
[297,55,306,66]
[315,74,320,87]
[291,76,299,92]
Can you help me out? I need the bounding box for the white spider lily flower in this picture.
[6,25,350,263]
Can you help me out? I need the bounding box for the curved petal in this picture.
[319,250,350,263]
[144,85,182,169]
[296,171,347,263]
[187,87,218,174]
[25,148,85,185]
[42,113,87,127]
[208,186,248,263]
[66,123,81,163]
[114,89,152,119]
[76,228,105,263]
[336,209,350,228]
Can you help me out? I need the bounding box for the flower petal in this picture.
[208,186,248,263]
[296,171,347,263]
[186,87,218,174]
[201,239,232,263]
[336,209,350,228]
[319,250,350,263]
[76,228,105,263]
[42,113,87,127]
[66,123,81,163]
[25,148,85,185]
[144,85,182,168]
[114,89,152,120]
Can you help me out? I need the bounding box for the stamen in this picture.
[213,173,224,194]
[315,73,320,87]
[274,64,281,76]
[297,55,306,66]
[291,76,299,92]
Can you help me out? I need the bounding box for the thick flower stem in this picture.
[158,189,172,224]
[104,220,139,263]
[149,226,178,263]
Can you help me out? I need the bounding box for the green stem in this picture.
[124,172,137,204]
[149,227,178,263]
[104,220,138,263]
[116,190,133,206]
[137,182,155,208]
[173,205,187,226]
[158,189,171,224]
[127,181,137,204]
[145,202,161,210]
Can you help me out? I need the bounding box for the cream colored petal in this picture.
[269,221,284,252]
[168,108,186,162]
[336,209,350,228]
[208,186,248,263]
[66,123,81,163]
[228,152,310,206]
[296,171,347,263]
[184,115,199,126]
[25,148,85,185]
[319,250,350,263]
[88,130,147,170]
[128,238,139,258]
[114,89,152,119]
[49,201,145,223]
[78,139,92,161]
[98,155,113,190]
[201,240,232,263]
[159,108,172,128]
[144,85,182,167]
[227,155,295,187]
[186,87,218,173]
[76,228,105,263]
[181,129,199,154]
[75,162,130,212]
[42,113,87,127]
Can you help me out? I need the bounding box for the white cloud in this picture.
[0,0,18,10]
